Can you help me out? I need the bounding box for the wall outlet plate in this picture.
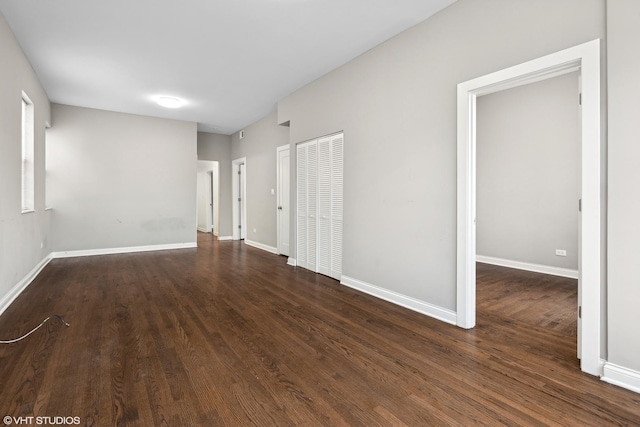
[555,249,567,256]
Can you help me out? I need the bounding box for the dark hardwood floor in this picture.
[477,262,578,338]
[0,234,638,426]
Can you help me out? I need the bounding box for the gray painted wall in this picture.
[476,72,580,270]
[48,104,197,252]
[278,0,604,310]
[230,111,289,250]
[0,12,51,311]
[607,0,640,372]
[197,132,232,238]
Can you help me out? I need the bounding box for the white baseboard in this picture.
[287,257,297,267]
[216,236,233,241]
[0,255,52,317]
[51,242,197,259]
[602,362,640,394]
[244,239,278,255]
[197,227,208,233]
[476,255,579,279]
[340,275,457,325]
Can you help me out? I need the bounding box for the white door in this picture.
[317,133,344,280]
[296,140,318,272]
[296,133,343,280]
[196,171,209,232]
[329,134,344,279]
[232,158,247,240]
[239,163,246,239]
[277,145,291,256]
[296,143,308,267]
[208,171,214,233]
[317,138,331,276]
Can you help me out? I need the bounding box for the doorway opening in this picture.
[476,71,581,358]
[197,160,219,235]
[232,157,247,240]
[456,39,602,376]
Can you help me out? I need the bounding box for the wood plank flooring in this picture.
[477,262,578,337]
[0,234,639,426]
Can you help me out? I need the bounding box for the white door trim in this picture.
[276,144,290,256]
[456,39,602,376]
[232,157,247,240]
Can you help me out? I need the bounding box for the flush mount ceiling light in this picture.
[155,96,185,108]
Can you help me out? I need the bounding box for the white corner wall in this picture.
[0,12,52,315]
[48,104,197,253]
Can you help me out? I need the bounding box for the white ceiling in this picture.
[0,0,456,135]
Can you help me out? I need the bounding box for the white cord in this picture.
[0,315,70,344]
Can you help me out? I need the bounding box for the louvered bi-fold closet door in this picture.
[297,133,343,280]
[317,133,343,280]
[296,140,317,272]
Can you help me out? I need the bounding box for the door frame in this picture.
[276,144,290,256]
[232,157,247,240]
[456,39,602,376]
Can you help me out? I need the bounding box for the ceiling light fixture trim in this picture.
[155,96,185,109]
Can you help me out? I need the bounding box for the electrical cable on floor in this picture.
[0,315,70,344]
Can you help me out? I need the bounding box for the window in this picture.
[21,91,35,213]
[45,122,52,210]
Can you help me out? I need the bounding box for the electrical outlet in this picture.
[253,228,257,233]
[555,249,567,257]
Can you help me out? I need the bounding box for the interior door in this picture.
[296,140,317,271]
[317,133,344,280]
[239,163,246,240]
[296,134,343,279]
[277,146,290,256]
[317,136,332,277]
[329,133,344,280]
[208,171,214,233]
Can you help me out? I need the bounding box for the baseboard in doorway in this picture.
[602,362,640,394]
[476,255,578,279]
